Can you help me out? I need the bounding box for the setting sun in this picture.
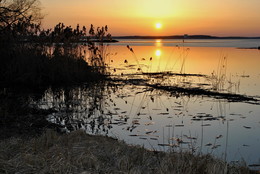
[155,23,162,29]
[42,0,260,36]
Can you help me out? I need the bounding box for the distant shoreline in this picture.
[114,35,260,40]
[238,47,260,50]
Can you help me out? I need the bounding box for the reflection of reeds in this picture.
[38,81,114,135]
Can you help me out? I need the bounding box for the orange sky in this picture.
[41,0,260,36]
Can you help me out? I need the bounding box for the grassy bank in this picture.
[0,130,253,174]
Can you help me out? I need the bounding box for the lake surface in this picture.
[34,39,260,168]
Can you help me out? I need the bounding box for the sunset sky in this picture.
[42,0,260,36]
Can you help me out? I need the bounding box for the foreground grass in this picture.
[0,130,253,174]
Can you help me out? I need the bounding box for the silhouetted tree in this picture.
[0,0,42,31]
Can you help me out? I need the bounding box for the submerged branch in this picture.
[110,76,260,105]
[147,84,260,104]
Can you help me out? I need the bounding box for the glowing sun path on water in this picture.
[155,49,161,56]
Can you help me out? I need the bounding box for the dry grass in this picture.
[0,130,252,174]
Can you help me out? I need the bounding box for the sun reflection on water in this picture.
[155,49,161,57]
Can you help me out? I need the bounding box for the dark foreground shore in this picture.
[0,130,256,174]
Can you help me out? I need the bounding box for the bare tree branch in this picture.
[0,0,42,30]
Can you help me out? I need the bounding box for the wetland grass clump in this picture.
[0,23,109,87]
[0,130,253,174]
[0,3,111,87]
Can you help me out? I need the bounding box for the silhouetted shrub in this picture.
[0,21,111,86]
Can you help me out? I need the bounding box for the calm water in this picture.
[35,39,260,168]
[114,38,260,48]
